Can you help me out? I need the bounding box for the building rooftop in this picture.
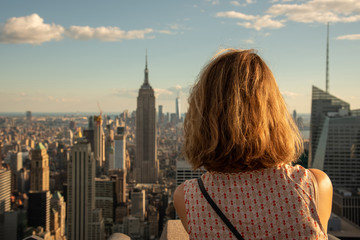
[34,143,46,150]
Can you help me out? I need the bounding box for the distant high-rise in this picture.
[28,144,50,233]
[176,159,203,187]
[26,111,32,123]
[27,191,51,232]
[28,144,51,232]
[109,170,126,204]
[94,115,105,172]
[310,86,360,189]
[114,127,126,170]
[175,96,180,121]
[134,54,159,183]
[158,105,163,124]
[51,191,66,239]
[0,168,11,214]
[67,142,104,240]
[95,177,115,224]
[30,143,50,191]
[131,188,145,221]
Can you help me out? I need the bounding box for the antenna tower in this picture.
[326,22,329,93]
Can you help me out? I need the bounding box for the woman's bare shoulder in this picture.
[309,168,333,192]
[173,183,188,232]
[309,168,333,232]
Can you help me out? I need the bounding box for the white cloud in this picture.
[267,0,360,24]
[216,11,285,30]
[113,88,138,98]
[154,88,173,98]
[336,34,360,40]
[281,91,302,98]
[156,30,175,35]
[270,0,296,3]
[66,26,154,41]
[0,13,64,44]
[244,38,254,43]
[0,13,177,45]
[237,15,285,30]
[216,11,257,20]
[218,0,360,31]
[230,1,241,6]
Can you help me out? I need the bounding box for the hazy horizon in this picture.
[1,0,359,114]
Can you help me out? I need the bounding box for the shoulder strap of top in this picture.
[308,170,319,210]
[197,177,245,240]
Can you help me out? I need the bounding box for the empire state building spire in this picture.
[142,50,151,89]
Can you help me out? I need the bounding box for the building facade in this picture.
[94,115,105,172]
[30,143,50,191]
[114,127,126,170]
[0,168,11,214]
[134,56,159,183]
[310,86,360,189]
[67,142,104,240]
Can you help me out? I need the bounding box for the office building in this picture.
[95,177,115,223]
[30,143,50,191]
[176,159,203,187]
[114,127,126,170]
[158,105,163,124]
[28,191,51,232]
[94,115,105,171]
[51,191,66,238]
[131,188,145,221]
[332,190,360,227]
[310,86,360,189]
[175,96,180,121]
[134,55,159,183]
[67,142,104,240]
[10,152,22,173]
[0,168,11,214]
[26,111,32,124]
[1,209,27,240]
[109,170,126,204]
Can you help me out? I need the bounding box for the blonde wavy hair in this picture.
[183,49,303,172]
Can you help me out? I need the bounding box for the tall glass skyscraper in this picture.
[310,86,360,189]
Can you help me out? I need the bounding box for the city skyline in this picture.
[1,0,360,113]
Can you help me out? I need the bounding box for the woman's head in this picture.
[184,49,303,172]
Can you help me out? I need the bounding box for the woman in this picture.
[174,49,332,239]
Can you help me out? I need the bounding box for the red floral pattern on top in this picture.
[183,164,327,240]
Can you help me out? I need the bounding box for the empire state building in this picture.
[134,55,159,183]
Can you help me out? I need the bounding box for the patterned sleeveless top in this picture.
[183,164,327,240]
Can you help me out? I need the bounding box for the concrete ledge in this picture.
[160,220,189,240]
[159,220,340,240]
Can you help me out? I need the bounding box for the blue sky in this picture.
[0,0,359,114]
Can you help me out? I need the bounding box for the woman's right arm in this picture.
[309,168,333,233]
[173,183,189,232]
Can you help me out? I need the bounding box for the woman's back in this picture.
[183,165,327,239]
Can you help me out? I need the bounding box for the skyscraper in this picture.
[158,105,163,124]
[67,142,104,240]
[114,127,126,170]
[310,86,360,189]
[0,168,11,214]
[134,55,159,183]
[175,96,180,121]
[94,115,105,173]
[131,188,145,221]
[30,143,49,192]
[26,111,32,124]
[27,191,51,232]
[27,143,51,232]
